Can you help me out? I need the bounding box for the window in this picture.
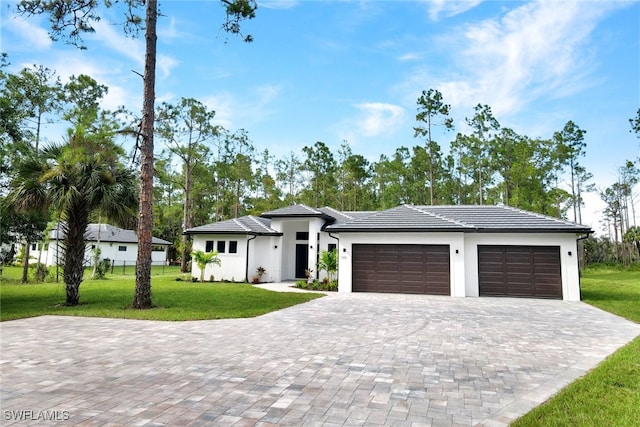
[328,243,337,252]
[43,243,49,250]
[152,245,165,252]
[31,243,37,250]
[205,240,214,252]
[118,246,127,252]
[217,240,226,253]
[229,241,238,254]
[296,232,309,241]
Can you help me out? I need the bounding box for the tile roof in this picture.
[324,205,475,232]
[184,216,281,236]
[261,204,333,219]
[325,205,592,233]
[185,204,592,236]
[49,224,171,245]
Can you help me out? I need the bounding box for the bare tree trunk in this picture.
[62,206,90,306]
[21,242,30,283]
[133,0,157,309]
[180,165,192,273]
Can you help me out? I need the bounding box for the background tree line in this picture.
[2,63,639,272]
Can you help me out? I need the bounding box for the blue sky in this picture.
[2,0,639,232]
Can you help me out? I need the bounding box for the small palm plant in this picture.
[317,249,338,288]
[191,250,221,282]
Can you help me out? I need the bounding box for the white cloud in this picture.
[398,52,422,62]
[425,0,483,20]
[90,20,144,66]
[354,102,405,137]
[201,84,282,129]
[4,15,51,50]
[400,0,626,126]
[258,0,298,9]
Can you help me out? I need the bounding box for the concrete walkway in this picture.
[1,294,638,426]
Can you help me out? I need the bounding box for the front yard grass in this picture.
[512,267,640,427]
[0,266,323,321]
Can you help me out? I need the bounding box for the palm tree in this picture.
[191,250,222,282]
[8,138,137,305]
[317,249,338,286]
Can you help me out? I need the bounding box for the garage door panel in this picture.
[479,245,562,299]
[353,244,450,295]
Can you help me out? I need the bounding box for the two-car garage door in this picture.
[352,243,563,299]
[478,245,563,299]
[352,244,450,295]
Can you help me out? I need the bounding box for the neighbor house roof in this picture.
[49,223,171,245]
[325,205,592,233]
[184,216,282,236]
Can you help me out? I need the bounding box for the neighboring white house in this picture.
[33,223,171,267]
[185,204,592,301]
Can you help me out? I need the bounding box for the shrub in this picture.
[93,258,111,279]
[31,263,49,282]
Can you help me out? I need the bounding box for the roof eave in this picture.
[183,230,282,237]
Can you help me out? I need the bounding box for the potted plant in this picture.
[252,266,266,283]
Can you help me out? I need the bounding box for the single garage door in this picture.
[478,245,562,299]
[352,244,450,295]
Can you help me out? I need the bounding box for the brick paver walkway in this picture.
[1,294,638,426]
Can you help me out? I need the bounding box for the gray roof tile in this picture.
[326,205,592,233]
[261,204,332,219]
[184,216,281,236]
[325,205,474,232]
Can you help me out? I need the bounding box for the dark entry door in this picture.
[295,244,309,279]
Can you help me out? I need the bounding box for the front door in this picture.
[295,244,309,279]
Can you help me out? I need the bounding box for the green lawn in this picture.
[0,266,323,321]
[512,267,640,427]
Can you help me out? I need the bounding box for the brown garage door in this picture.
[478,245,562,299]
[352,244,450,295]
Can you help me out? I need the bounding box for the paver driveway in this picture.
[1,293,639,426]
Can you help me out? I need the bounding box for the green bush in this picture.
[294,279,337,291]
[31,263,49,282]
[92,258,112,279]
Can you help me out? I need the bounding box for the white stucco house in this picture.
[184,204,592,301]
[33,223,171,267]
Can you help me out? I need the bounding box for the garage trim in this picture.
[478,245,563,299]
[352,244,450,295]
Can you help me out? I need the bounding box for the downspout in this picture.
[245,234,257,283]
[576,232,592,301]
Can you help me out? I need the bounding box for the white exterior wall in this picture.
[337,231,581,301]
[248,236,281,283]
[463,233,581,301]
[275,219,310,280]
[33,241,168,267]
[337,232,466,297]
[191,235,248,282]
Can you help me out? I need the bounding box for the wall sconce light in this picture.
[343,248,347,253]
[310,245,313,249]
[568,251,572,256]
[274,245,278,249]
[455,249,459,254]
